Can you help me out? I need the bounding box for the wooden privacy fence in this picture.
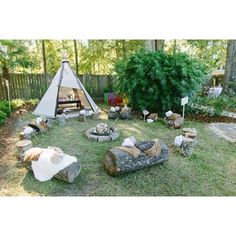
[0,73,113,101]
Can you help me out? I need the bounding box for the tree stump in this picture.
[78,114,86,122]
[47,118,55,129]
[103,141,169,176]
[19,132,26,140]
[16,140,33,161]
[57,115,66,126]
[108,110,119,119]
[180,137,195,157]
[91,112,100,120]
[26,160,81,183]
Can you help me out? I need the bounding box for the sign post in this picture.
[181,96,188,120]
[4,79,11,113]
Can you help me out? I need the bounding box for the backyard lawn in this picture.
[0,110,235,196]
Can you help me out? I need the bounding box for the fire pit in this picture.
[85,123,119,142]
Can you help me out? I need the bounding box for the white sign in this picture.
[181,96,188,106]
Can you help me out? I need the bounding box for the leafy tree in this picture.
[165,40,227,70]
[78,40,144,74]
[0,40,35,80]
[114,49,207,114]
[224,40,236,90]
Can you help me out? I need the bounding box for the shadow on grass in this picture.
[21,171,68,196]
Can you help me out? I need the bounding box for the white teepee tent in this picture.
[33,59,100,118]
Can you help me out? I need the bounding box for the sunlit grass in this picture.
[1,113,236,196]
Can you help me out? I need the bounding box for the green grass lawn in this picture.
[1,112,236,196]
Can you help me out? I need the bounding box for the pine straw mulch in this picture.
[0,112,29,195]
[189,114,236,123]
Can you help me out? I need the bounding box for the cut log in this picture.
[91,112,100,120]
[26,160,81,183]
[19,132,25,140]
[103,141,169,176]
[16,140,33,161]
[78,114,86,122]
[54,161,81,183]
[57,115,66,126]
[180,137,195,157]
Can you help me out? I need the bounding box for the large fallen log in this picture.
[103,141,169,176]
[25,160,81,183]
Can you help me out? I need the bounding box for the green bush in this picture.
[114,50,207,114]
[11,98,39,110]
[188,95,236,117]
[11,99,25,110]
[0,110,7,125]
[0,101,11,116]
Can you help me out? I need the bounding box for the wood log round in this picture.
[16,140,33,161]
[103,141,169,176]
[19,132,25,140]
[78,114,86,122]
[57,115,66,126]
[26,160,81,183]
[180,137,195,157]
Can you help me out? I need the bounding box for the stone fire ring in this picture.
[85,128,119,142]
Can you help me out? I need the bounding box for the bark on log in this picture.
[103,141,169,176]
[26,160,81,183]
[180,137,195,157]
[16,140,33,161]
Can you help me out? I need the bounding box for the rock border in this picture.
[85,128,119,142]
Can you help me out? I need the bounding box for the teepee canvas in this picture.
[33,59,99,118]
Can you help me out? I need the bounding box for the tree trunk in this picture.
[103,141,169,176]
[74,39,79,76]
[145,40,155,51]
[2,64,10,81]
[2,65,10,99]
[224,40,236,89]
[173,40,177,54]
[42,40,47,75]
[122,40,126,58]
[145,40,164,51]
[154,40,164,51]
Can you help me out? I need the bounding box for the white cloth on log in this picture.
[31,149,77,182]
[174,135,184,147]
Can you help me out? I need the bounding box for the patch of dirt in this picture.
[0,112,23,191]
